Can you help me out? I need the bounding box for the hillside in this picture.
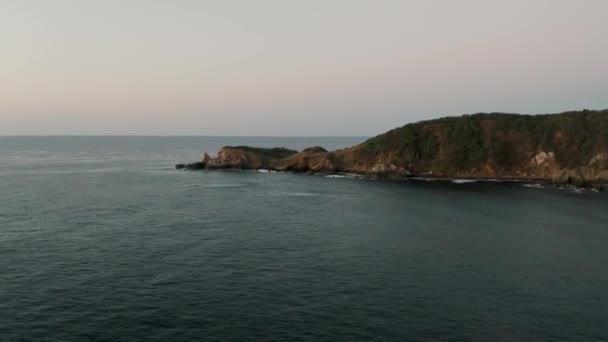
[178,109,608,184]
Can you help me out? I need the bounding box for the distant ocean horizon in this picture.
[0,136,366,174]
[0,135,371,137]
[1,136,607,341]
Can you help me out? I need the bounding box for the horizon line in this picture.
[0,134,371,138]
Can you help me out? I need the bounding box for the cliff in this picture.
[178,109,608,184]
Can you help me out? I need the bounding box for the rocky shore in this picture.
[176,110,608,191]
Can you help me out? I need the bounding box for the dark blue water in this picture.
[1,137,607,341]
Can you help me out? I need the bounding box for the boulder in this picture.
[184,162,205,170]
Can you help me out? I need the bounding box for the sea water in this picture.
[1,136,607,341]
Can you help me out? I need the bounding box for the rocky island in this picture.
[177,109,608,189]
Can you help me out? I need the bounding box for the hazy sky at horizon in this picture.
[2,0,607,136]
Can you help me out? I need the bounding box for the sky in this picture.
[1,0,607,136]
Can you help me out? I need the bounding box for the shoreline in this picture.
[176,164,607,192]
[174,110,608,193]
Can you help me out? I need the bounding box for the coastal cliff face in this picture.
[205,147,298,170]
[182,110,608,183]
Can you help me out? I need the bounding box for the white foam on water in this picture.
[325,173,359,179]
[523,183,545,189]
[452,179,477,184]
[269,191,319,197]
[200,184,243,188]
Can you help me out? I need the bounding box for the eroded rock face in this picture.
[280,149,335,172]
[202,146,299,170]
[178,141,608,183]
[531,151,555,165]
[589,153,608,165]
[177,110,608,184]
[202,152,211,164]
[525,150,560,179]
[206,148,249,169]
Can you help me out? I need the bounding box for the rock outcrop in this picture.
[204,146,298,170]
[178,109,608,186]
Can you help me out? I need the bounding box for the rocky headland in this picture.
[177,109,608,190]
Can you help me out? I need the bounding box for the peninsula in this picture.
[177,110,608,187]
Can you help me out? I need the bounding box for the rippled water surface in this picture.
[1,137,607,341]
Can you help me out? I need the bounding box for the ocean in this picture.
[1,136,607,341]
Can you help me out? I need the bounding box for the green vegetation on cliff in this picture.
[191,109,608,182]
[359,109,608,177]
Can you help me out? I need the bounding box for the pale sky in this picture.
[1,0,607,136]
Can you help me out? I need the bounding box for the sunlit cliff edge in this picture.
[178,109,608,187]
